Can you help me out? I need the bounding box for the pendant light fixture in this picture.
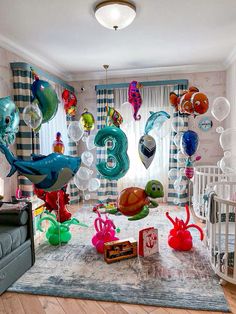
[95,1,136,30]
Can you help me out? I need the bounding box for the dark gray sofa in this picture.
[0,201,35,295]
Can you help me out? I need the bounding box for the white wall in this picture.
[71,70,226,170]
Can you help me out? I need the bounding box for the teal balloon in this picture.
[31,78,59,124]
[94,126,129,180]
[0,96,19,146]
[144,111,170,134]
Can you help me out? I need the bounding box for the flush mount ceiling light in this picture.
[95,0,136,30]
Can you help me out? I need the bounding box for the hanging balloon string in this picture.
[103,65,109,115]
[56,190,61,245]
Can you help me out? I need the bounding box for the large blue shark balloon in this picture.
[31,75,59,125]
[0,144,81,191]
[0,96,19,146]
[144,111,170,135]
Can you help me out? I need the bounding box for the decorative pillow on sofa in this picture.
[0,203,29,226]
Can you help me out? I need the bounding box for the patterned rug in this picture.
[9,205,230,312]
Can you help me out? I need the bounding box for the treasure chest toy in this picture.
[104,238,137,264]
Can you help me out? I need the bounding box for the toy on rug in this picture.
[166,204,204,251]
[104,238,137,263]
[93,202,117,213]
[92,212,119,254]
[62,89,77,117]
[106,180,164,221]
[52,132,65,154]
[37,212,88,246]
[34,187,72,222]
[139,227,159,257]
[128,81,142,120]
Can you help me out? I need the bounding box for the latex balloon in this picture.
[88,178,101,192]
[144,111,170,135]
[173,132,184,147]
[86,134,96,150]
[23,104,43,130]
[177,150,187,165]
[74,176,89,191]
[216,126,224,134]
[181,130,199,157]
[31,74,59,123]
[68,121,83,142]
[138,134,156,169]
[76,166,93,180]
[0,151,11,179]
[52,132,65,154]
[168,168,180,181]
[219,153,236,174]
[84,194,91,201]
[219,128,236,151]
[174,177,188,192]
[79,109,95,135]
[171,116,185,133]
[94,126,129,180]
[211,97,230,122]
[81,151,94,167]
[0,96,20,146]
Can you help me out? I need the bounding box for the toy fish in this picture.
[144,111,170,135]
[106,106,123,127]
[128,81,142,120]
[0,144,81,191]
[0,96,19,146]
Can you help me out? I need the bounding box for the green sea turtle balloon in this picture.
[106,180,164,221]
[31,72,59,127]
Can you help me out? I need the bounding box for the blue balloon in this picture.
[0,96,19,146]
[0,144,81,191]
[94,126,129,180]
[181,130,199,157]
[144,111,170,134]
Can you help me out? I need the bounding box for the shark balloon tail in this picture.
[0,144,17,177]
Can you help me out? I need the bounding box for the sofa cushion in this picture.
[0,208,28,226]
[0,225,28,259]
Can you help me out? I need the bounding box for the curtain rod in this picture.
[10,62,75,92]
[95,79,188,91]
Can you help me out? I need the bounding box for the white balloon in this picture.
[81,151,94,167]
[173,132,184,147]
[76,166,93,180]
[168,168,180,181]
[84,194,91,201]
[174,177,188,192]
[88,178,101,192]
[74,176,89,191]
[68,121,83,142]
[211,97,230,122]
[219,154,236,174]
[177,150,187,165]
[171,116,185,133]
[0,152,11,179]
[219,128,236,151]
[23,104,42,130]
[86,134,96,150]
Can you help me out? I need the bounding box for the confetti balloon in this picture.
[138,134,156,169]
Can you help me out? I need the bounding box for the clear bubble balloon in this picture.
[81,151,94,167]
[173,132,184,147]
[177,150,187,165]
[168,168,180,181]
[211,97,230,122]
[86,134,96,150]
[68,121,83,142]
[76,166,93,180]
[216,126,224,134]
[88,178,101,192]
[173,198,179,205]
[174,177,188,192]
[84,194,91,201]
[219,154,236,174]
[0,152,11,179]
[219,128,236,151]
[23,104,42,130]
[74,176,89,191]
[171,116,185,133]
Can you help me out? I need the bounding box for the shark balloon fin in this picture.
[149,111,154,115]
[0,144,17,177]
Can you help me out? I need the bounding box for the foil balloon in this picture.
[52,132,65,154]
[0,96,19,146]
[211,97,230,122]
[184,156,201,179]
[128,81,142,120]
[144,111,170,135]
[62,89,77,116]
[191,92,209,115]
[181,130,199,157]
[31,72,59,125]
[106,106,123,127]
[138,134,156,169]
[94,126,129,180]
[0,144,81,191]
[79,108,95,135]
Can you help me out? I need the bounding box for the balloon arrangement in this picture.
[62,89,77,117]
[92,212,119,254]
[106,180,164,220]
[128,81,143,120]
[0,96,20,146]
[23,70,59,131]
[52,132,65,154]
[37,212,87,246]
[166,204,204,251]
[138,111,170,169]
[169,86,209,117]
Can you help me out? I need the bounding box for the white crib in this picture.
[206,181,236,285]
[192,165,229,221]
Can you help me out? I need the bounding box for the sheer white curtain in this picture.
[39,84,69,155]
[115,85,174,201]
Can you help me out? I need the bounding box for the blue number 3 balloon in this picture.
[94,126,130,180]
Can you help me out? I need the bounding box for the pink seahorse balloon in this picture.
[128,81,142,120]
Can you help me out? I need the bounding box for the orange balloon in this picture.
[52,132,65,154]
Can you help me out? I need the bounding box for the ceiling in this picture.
[1,0,236,81]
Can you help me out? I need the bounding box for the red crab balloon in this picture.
[166,204,204,251]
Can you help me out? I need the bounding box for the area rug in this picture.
[9,205,230,312]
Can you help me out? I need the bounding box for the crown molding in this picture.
[223,45,236,69]
[0,33,71,81]
[69,63,225,82]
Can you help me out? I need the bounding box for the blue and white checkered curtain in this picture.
[167,84,189,206]
[96,89,118,202]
